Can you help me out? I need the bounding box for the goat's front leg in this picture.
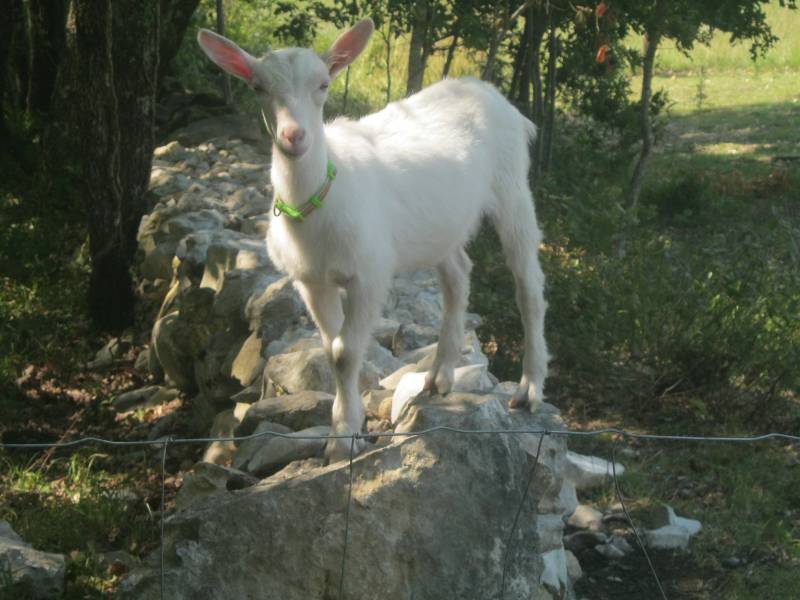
[294,281,344,356]
[325,276,385,463]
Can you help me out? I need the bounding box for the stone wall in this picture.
[123,133,584,599]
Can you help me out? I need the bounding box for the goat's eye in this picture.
[319,82,330,92]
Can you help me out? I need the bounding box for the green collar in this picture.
[273,160,337,222]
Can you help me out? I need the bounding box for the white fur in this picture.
[198,21,549,462]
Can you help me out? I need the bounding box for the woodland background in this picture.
[1,0,799,596]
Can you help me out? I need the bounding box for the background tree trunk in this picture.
[406,0,430,95]
[26,0,68,115]
[616,30,660,258]
[0,0,24,130]
[441,30,459,79]
[158,0,201,82]
[541,20,558,174]
[215,0,232,104]
[73,0,160,330]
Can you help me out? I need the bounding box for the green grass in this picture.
[642,1,800,73]
[0,450,158,597]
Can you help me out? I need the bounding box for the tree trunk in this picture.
[379,27,392,102]
[26,0,68,115]
[625,31,659,211]
[0,0,24,130]
[215,0,232,104]
[406,0,430,95]
[541,20,558,174]
[74,0,160,330]
[510,16,530,108]
[529,15,546,178]
[159,0,201,81]
[481,1,506,82]
[616,30,660,258]
[9,0,29,112]
[441,31,458,79]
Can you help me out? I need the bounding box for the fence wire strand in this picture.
[499,430,546,599]
[612,437,668,600]
[3,425,799,600]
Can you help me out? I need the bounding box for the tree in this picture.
[612,0,795,253]
[71,0,160,330]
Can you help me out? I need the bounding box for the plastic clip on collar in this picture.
[273,160,337,222]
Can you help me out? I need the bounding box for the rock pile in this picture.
[117,131,698,598]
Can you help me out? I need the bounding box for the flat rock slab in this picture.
[235,391,334,436]
[0,521,65,599]
[120,393,568,600]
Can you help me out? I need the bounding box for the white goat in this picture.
[198,19,548,461]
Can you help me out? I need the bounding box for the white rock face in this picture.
[121,395,571,600]
[0,521,65,599]
[127,135,582,599]
[564,451,626,491]
[644,505,702,550]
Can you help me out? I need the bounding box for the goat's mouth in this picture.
[275,142,308,159]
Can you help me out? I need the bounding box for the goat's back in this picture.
[322,78,534,272]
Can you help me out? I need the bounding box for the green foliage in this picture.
[0,450,157,597]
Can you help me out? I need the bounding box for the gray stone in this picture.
[564,451,625,490]
[565,550,582,582]
[563,531,608,553]
[365,339,405,377]
[232,421,294,471]
[151,312,198,392]
[644,505,702,550]
[379,363,418,391]
[595,535,633,559]
[566,504,604,531]
[87,337,129,370]
[235,391,334,436]
[202,404,251,465]
[112,386,160,412]
[265,348,335,395]
[120,394,568,600]
[392,323,439,356]
[373,317,400,349]
[212,268,274,322]
[0,521,65,599]
[229,331,265,387]
[245,275,304,339]
[245,425,330,477]
[175,462,258,511]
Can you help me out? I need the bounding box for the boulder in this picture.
[121,394,570,600]
[232,421,294,471]
[0,521,65,599]
[235,391,334,436]
[264,348,335,395]
[244,425,331,477]
[564,451,625,491]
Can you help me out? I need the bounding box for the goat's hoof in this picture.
[324,435,367,465]
[423,367,454,396]
[509,381,542,412]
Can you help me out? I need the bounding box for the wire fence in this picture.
[3,426,800,600]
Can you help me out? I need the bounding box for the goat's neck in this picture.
[270,131,328,209]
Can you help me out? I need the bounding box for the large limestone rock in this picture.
[121,394,571,600]
[0,521,66,599]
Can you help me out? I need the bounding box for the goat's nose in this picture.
[280,126,306,147]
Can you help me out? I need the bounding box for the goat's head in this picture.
[197,19,374,159]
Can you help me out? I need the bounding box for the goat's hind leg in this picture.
[424,248,472,395]
[490,193,549,411]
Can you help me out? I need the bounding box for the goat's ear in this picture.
[324,18,374,78]
[197,29,256,84]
